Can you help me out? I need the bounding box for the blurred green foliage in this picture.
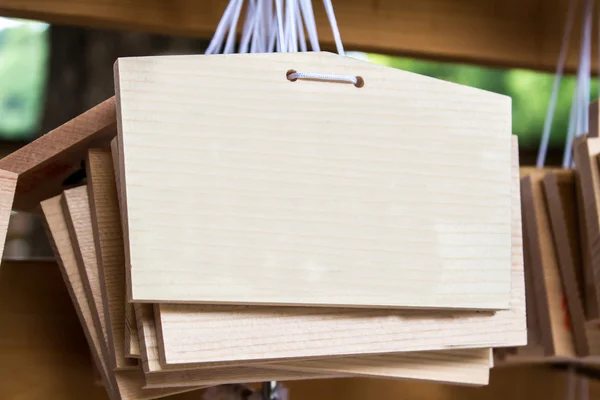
[0,20,48,140]
[366,54,598,149]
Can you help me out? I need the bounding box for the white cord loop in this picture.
[287,70,363,87]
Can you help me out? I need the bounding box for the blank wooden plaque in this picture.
[115,52,512,309]
[135,304,489,387]
[42,194,203,400]
[87,149,137,370]
[152,136,524,365]
[520,171,575,358]
[573,136,600,317]
[543,171,589,356]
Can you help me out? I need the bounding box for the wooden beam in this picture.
[0,0,594,73]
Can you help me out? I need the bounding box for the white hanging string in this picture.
[205,0,239,54]
[275,0,286,51]
[563,0,593,168]
[300,0,320,51]
[239,0,256,53]
[207,0,354,85]
[296,5,307,52]
[223,0,245,53]
[322,0,345,55]
[536,0,578,167]
[285,0,298,52]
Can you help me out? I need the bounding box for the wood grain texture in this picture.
[136,304,489,387]
[0,97,115,211]
[62,186,111,365]
[87,148,137,370]
[496,215,547,366]
[0,0,595,74]
[2,260,600,400]
[520,171,575,357]
[573,136,600,319]
[116,52,512,309]
[111,138,140,359]
[0,169,17,262]
[45,194,206,399]
[574,168,600,321]
[152,135,524,365]
[41,194,118,398]
[543,171,589,356]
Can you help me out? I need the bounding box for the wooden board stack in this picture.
[0,53,524,400]
[496,100,600,367]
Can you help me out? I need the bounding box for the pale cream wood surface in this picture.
[0,169,16,262]
[87,148,137,370]
[88,157,339,386]
[62,186,112,364]
[136,304,489,387]
[152,136,524,365]
[115,52,513,309]
[44,193,206,399]
[520,171,575,358]
[573,136,600,318]
[111,124,491,387]
[543,171,589,356]
[111,138,140,359]
[0,98,116,211]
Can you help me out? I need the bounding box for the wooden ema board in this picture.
[64,184,339,386]
[86,149,137,370]
[573,136,600,320]
[498,214,545,364]
[543,171,589,356]
[0,97,116,211]
[520,170,575,357]
[41,195,203,400]
[115,52,513,310]
[61,186,112,366]
[574,167,600,321]
[152,136,524,365]
[0,169,17,263]
[106,141,492,386]
[135,304,489,387]
[111,138,140,360]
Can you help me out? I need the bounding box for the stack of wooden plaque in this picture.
[497,101,600,367]
[0,52,524,400]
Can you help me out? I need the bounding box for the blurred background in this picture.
[0,16,590,258]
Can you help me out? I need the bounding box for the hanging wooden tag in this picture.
[520,170,575,358]
[543,171,589,356]
[115,52,513,310]
[573,136,600,319]
[110,138,140,360]
[151,136,524,365]
[69,149,491,386]
[86,149,137,370]
[42,193,207,400]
